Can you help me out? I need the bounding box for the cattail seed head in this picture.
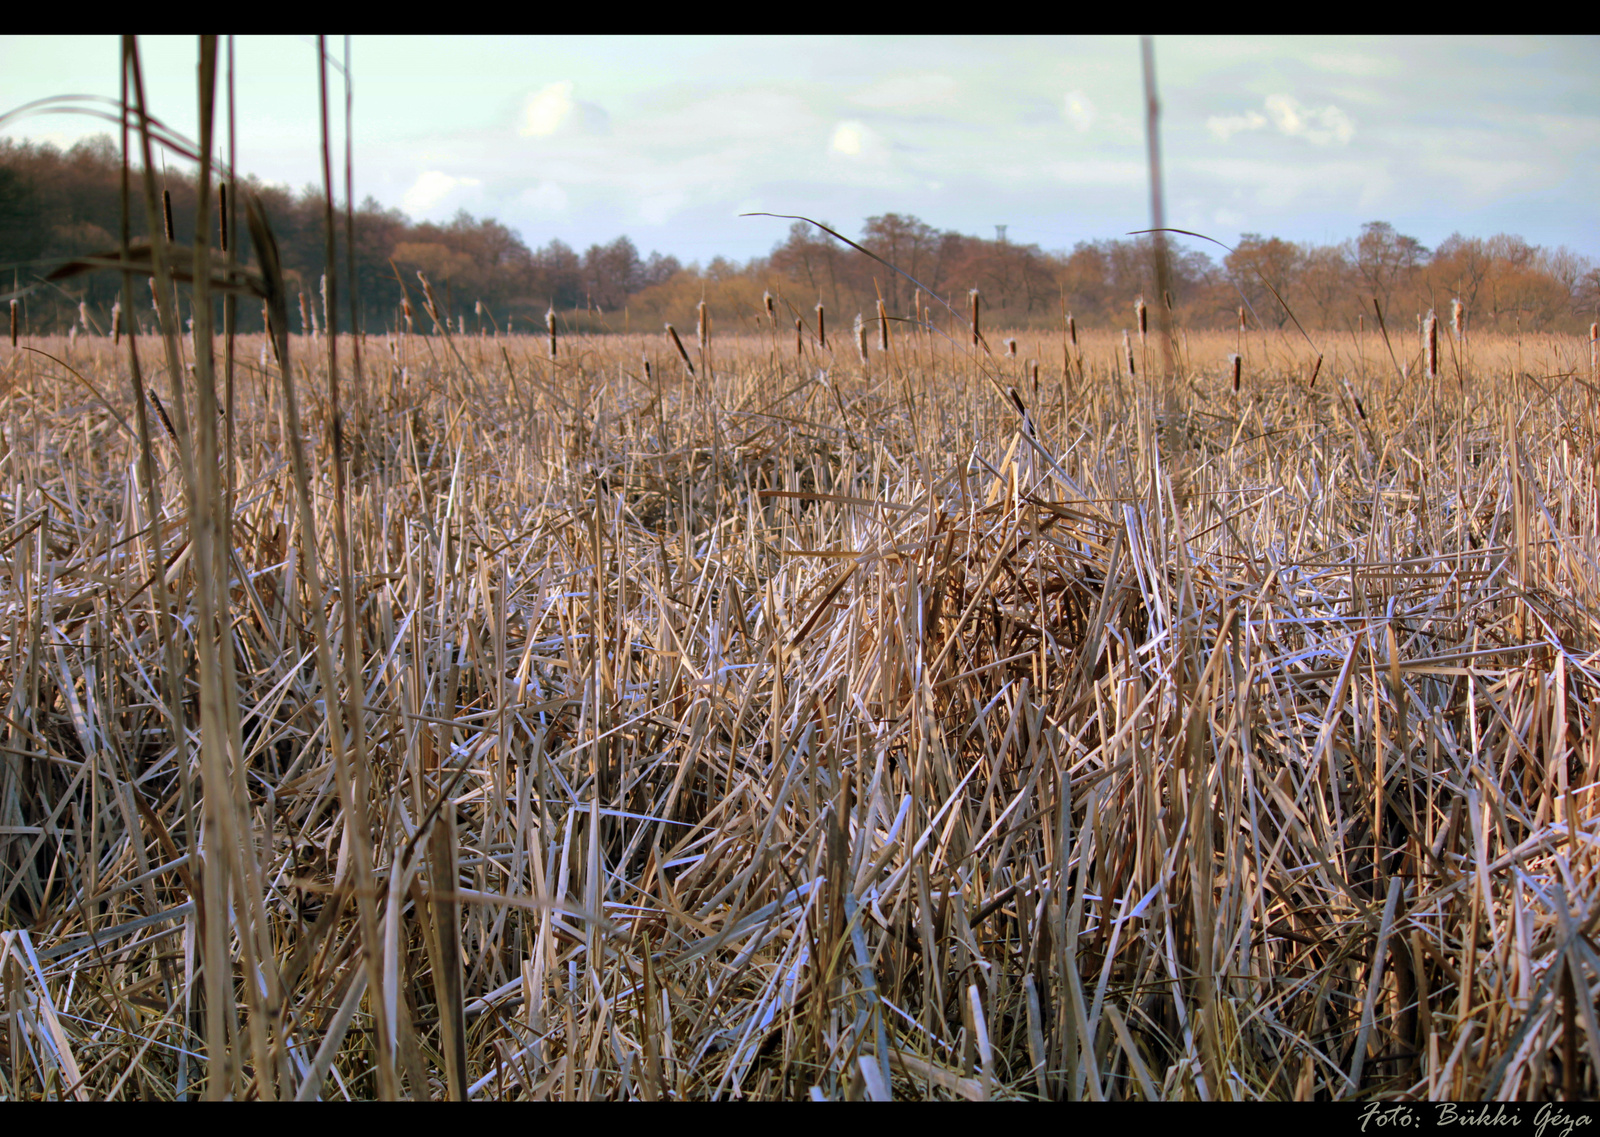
[854,313,868,364]
[697,299,709,353]
[111,300,122,346]
[795,317,804,356]
[1067,314,1077,346]
[876,298,888,352]
[1123,330,1136,377]
[78,301,88,332]
[1451,297,1464,340]
[665,323,695,375]
[218,183,228,252]
[969,289,980,346]
[162,188,175,243]
[1424,309,1438,380]
[1230,353,1241,392]
[1136,296,1147,339]
[764,291,775,326]
[815,303,826,349]
[9,299,16,346]
[1005,337,1017,358]
[300,291,313,337]
[1238,306,1246,333]
[546,307,558,358]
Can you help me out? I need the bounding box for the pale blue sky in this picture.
[2,35,1595,266]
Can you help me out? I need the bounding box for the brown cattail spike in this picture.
[1136,296,1147,339]
[815,303,826,349]
[969,289,980,347]
[854,314,868,364]
[1123,330,1136,377]
[162,188,175,243]
[8,299,15,347]
[665,323,695,375]
[764,291,775,327]
[1231,353,1241,392]
[1424,310,1438,380]
[795,317,803,357]
[876,298,888,352]
[1068,314,1077,346]
[546,307,557,358]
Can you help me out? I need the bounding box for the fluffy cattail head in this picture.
[764,291,775,325]
[1005,337,1017,358]
[1136,296,1147,338]
[1451,297,1464,339]
[854,314,868,364]
[111,300,122,346]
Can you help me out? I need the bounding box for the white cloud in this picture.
[402,170,482,216]
[1208,95,1354,145]
[519,80,609,138]
[830,120,867,155]
[522,81,575,137]
[1063,91,1095,132]
[1265,94,1354,145]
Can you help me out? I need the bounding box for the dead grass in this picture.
[1,314,1598,1100]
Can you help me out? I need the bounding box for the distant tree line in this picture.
[4,135,1597,338]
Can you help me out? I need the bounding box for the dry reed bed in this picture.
[1,324,1597,1100]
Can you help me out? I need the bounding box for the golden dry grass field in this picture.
[2,311,1598,1100]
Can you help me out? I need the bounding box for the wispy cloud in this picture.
[1208,94,1354,145]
